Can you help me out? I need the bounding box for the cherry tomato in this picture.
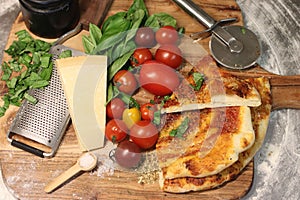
[122,107,141,129]
[155,45,183,69]
[113,70,137,95]
[130,120,159,149]
[130,48,153,67]
[105,119,128,143]
[115,140,142,168]
[140,103,157,121]
[134,27,156,47]
[155,26,179,45]
[106,98,125,119]
[139,62,180,96]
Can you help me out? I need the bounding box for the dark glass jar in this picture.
[19,0,80,38]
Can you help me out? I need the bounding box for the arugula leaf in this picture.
[169,117,189,138]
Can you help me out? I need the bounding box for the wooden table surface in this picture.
[0,0,256,199]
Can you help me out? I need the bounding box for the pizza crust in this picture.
[159,77,271,193]
[161,56,262,113]
[156,106,255,179]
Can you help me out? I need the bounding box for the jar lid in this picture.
[20,0,72,9]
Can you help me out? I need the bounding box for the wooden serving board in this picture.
[0,0,299,199]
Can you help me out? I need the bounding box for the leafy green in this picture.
[145,13,177,28]
[82,0,182,105]
[59,50,72,59]
[85,0,153,78]
[0,30,53,117]
[190,72,204,91]
[169,117,189,138]
[89,23,102,46]
[108,49,135,80]
[153,110,161,126]
[127,0,148,19]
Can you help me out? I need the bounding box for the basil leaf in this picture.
[108,49,135,80]
[82,35,95,54]
[119,9,145,50]
[191,72,204,91]
[127,0,148,20]
[102,12,127,33]
[92,31,127,54]
[106,83,115,105]
[1,62,12,81]
[89,23,102,46]
[40,62,53,81]
[59,50,72,59]
[24,92,37,104]
[145,13,177,28]
[170,117,189,138]
[6,77,17,89]
[0,30,53,115]
[153,110,161,126]
[100,13,131,42]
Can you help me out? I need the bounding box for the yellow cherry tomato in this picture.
[122,107,141,129]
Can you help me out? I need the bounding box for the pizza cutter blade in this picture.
[172,0,261,70]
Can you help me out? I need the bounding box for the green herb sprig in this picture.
[169,117,189,138]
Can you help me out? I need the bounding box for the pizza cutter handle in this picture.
[172,0,216,28]
[172,0,243,53]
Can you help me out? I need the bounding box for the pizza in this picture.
[158,77,271,193]
[161,56,262,113]
[156,106,255,179]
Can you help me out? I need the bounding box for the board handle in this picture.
[79,0,114,30]
[270,75,300,110]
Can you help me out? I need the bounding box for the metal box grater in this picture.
[7,45,84,158]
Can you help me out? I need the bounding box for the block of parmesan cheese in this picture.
[55,55,107,152]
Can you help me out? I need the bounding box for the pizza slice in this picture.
[156,105,255,179]
[159,77,271,193]
[161,56,261,113]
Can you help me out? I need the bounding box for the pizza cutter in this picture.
[172,0,261,70]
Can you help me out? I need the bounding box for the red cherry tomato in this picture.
[140,103,157,121]
[130,48,153,67]
[155,45,183,69]
[113,70,138,95]
[130,120,159,149]
[106,98,125,119]
[139,62,180,96]
[105,119,128,143]
[155,25,179,45]
[115,140,142,168]
[134,27,156,47]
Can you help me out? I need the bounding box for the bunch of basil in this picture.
[82,0,177,81]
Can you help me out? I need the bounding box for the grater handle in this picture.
[11,140,44,158]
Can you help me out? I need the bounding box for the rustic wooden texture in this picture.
[1,0,298,199]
